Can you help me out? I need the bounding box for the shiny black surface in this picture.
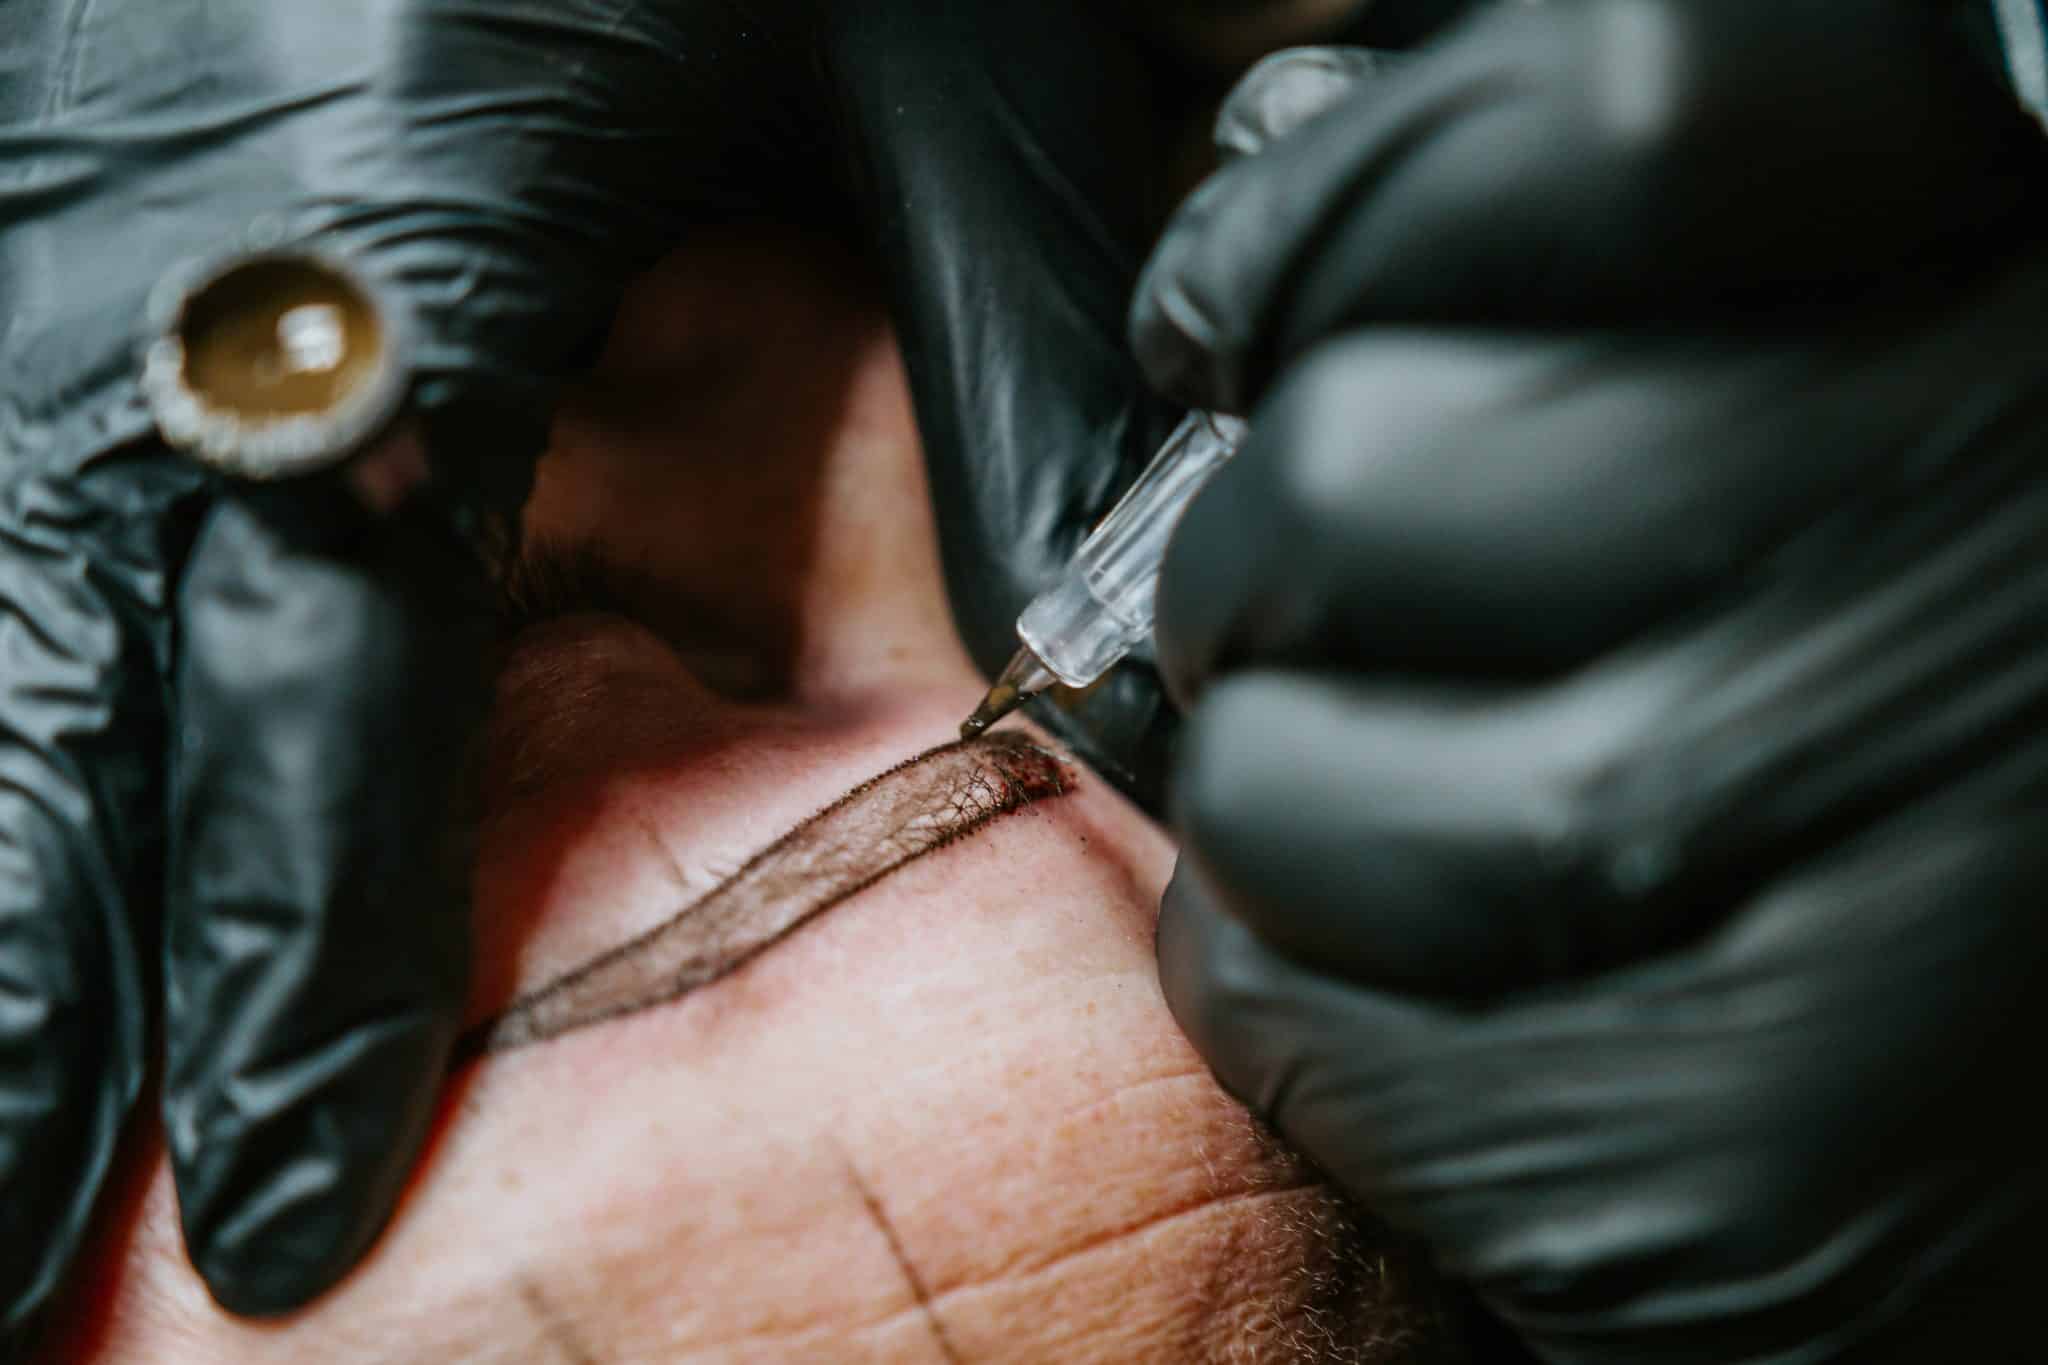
[0,0,1236,1346]
[1139,5,2048,1360]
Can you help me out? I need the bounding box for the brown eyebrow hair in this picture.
[459,731,1073,1058]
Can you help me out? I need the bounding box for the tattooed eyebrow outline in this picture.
[460,731,1074,1058]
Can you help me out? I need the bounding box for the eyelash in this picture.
[495,540,658,640]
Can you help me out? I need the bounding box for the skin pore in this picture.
[45,224,1458,1363]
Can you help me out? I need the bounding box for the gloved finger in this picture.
[1161,813,2048,1363]
[0,457,197,1351]
[1132,0,2048,411]
[162,476,491,1314]
[1169,669,1647,996]
[1153,330,1844,697]
[1212,46,1388,164]
[828,2,1188,798]
[1156,853,1445,1192]
[1157,852,1633,1352]
[1155,250,2048,700]
[310,0,821,417]
[15,0,818,509]
[1171,419,2048,999]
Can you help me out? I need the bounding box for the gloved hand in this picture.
[0,2,842,1345]
[1137,2,2048,1361]
[858,0,1469,799]
[0,0,1382,1345]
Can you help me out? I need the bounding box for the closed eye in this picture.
[496,539,676,641]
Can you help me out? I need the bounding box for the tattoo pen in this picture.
[960,411,1248,739]
[955,42,1396,740]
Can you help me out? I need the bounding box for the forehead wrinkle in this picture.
[460,732,1076,1058]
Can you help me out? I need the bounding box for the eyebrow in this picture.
[458,731,1074,1058]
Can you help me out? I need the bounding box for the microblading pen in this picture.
[961,411,1247,739]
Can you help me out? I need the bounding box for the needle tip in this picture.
[960,649,1063,741]
[959,682,1024,741]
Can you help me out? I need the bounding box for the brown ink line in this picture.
[841,1148,966,1365]
[517,1277,600,1365]
[458,731,1073,1059]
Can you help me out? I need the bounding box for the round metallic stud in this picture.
[143,247,411,481]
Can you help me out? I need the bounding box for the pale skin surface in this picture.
[44,225,1435,1364]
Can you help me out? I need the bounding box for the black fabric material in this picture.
[1136,4,2048,1361]
[0,0,1238,1348]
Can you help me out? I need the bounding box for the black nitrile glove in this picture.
[849,3,1438,800]
[1137,3,2048,1361]
[1,0,1364,1344]
[0,0,825,1345]
[826,3,1199,799]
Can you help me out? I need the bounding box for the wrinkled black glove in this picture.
[0,0,1371,1344]
[827,4,1203,797]
[864,1,1472,798]
[0,1,833,1343]
[1137,3,2048,1361]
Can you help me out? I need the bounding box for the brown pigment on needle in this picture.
[462,731,1072,1057]
[959,681,1024,741]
